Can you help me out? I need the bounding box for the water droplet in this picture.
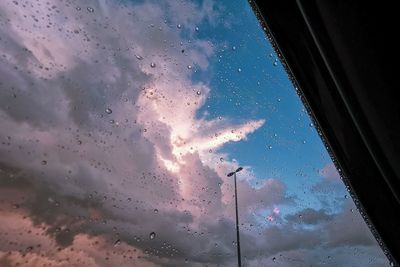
[87,7,94,13]
[135,55,143,60]
[195,26,199,32]
[114,239,121,247]
[76,6,81,11]
[220,157,224,162]
[237,68,242,72]
[105,108,112,114]
[350,208,354,213]
[196,91,201,96]
[272,257,276,262]
[232,46,236,51]
[150,62,156,68]
[302,140,306,144]
[273,61,278,66]
[154,209,158,214]
[177,24,182,29]
[149,232,156,240]
[41,160,47,165]
[309,122,314,127]
[267,145,272,149]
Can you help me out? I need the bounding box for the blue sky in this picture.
[191,0,336,212]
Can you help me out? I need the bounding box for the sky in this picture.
[0,0,391,266]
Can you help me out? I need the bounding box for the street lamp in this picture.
[227,166,243,267]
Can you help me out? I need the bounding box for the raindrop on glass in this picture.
[177,24,182,29]
[196,91,201,96]
[150,62,156,68]
[135,55,143,60]
[154,209,158,214]
[187,65,192,70]
[105,108,112,114]
[87,7,94,13]
[41,160,47,165]
[149,232,156,240]
[114,239,121,247]
[237,68,242,73]
[195,26,199,32]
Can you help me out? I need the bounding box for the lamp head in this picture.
[235,167,243,173]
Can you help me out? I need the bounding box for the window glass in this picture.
[0,0,389,266]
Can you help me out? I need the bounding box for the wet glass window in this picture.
[0,0,390,266]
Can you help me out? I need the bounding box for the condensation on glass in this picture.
[0,0,390,266]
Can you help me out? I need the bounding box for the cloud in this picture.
[0,0,388,266]
[0,0,280,266]
[285,208,333,225]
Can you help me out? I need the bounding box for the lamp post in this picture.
[227,166,243,267]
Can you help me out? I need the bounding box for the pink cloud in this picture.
[319,163,340,181]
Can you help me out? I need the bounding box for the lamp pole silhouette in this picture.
[227,166,243,267]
